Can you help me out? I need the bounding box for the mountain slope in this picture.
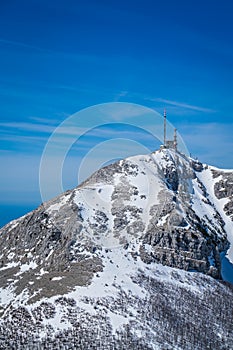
[0,148,233,349]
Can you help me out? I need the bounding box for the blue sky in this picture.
[0,0,233,226]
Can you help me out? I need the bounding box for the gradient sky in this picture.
[0,0,233,226]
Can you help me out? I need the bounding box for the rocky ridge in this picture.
[0,148,233,349]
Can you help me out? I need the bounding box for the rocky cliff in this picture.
[0,148,232,349]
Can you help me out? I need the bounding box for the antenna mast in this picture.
[164,108,166,146]
[174,128,177,151]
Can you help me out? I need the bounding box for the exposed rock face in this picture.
[0,148,233,349]
[212,170,233,221]
[0,269,233,350]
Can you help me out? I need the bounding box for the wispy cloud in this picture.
[116,91,216,114]
[29,116,62,125]
[150,98,216,113]
[0,134,48,143]
[0,120,159,154]
[98,103,151,121]
[113,90,129,102]
[0,122,54,134]
[0,37,104,64]
[0,38,52,53]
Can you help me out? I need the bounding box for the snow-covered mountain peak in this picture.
[1,147,232,279]
[0,147,233,349]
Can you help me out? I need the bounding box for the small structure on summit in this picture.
[162,109,177,151]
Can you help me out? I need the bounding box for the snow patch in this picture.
[16,261,38,276]
[46,194,71,214]
[0,286,16,306]
[51,276,63,281]
[0,261,19,271]
[107,310,127,334]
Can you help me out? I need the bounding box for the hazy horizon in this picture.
[0,0,232,226]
